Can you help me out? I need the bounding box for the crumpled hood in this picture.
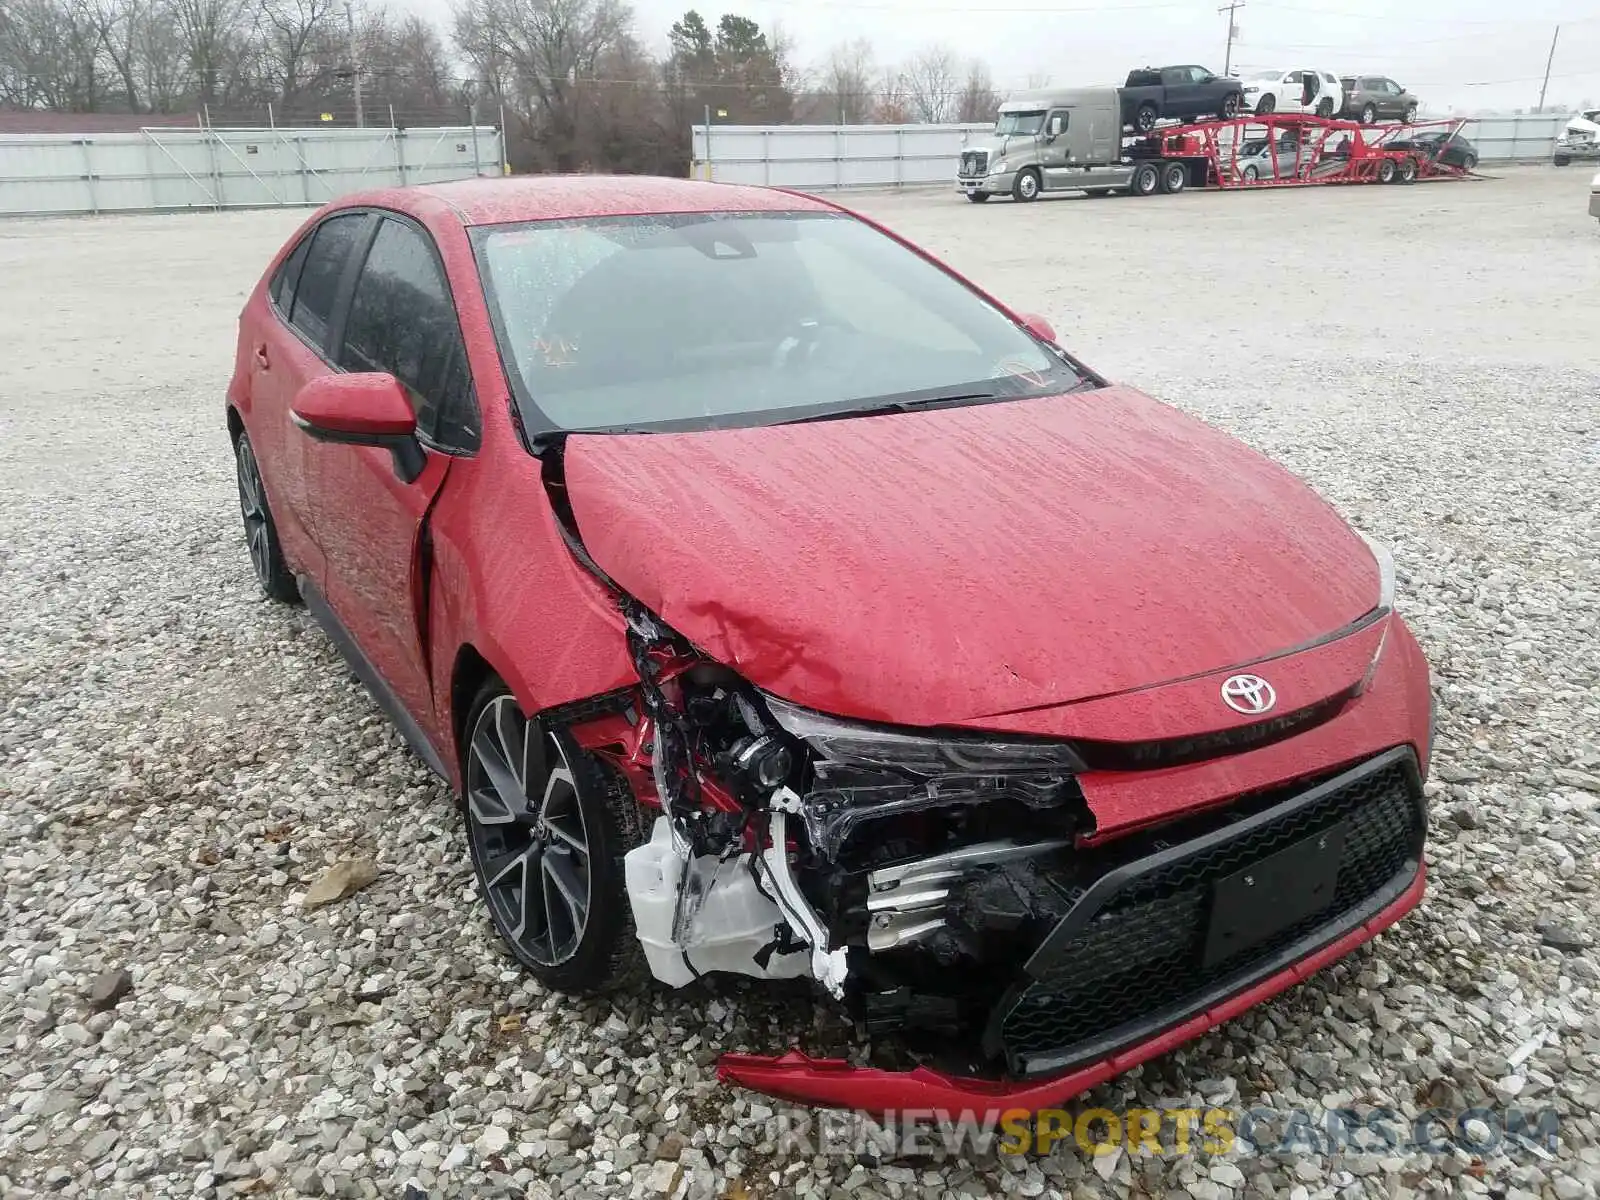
[563,386,1378,727]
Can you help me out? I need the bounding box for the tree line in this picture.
[0,0,1003,174]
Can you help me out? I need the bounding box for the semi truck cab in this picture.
[957,88,1131,202]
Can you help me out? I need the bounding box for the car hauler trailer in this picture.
[956,96,1474,202]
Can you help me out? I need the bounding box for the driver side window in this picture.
[338,216,479,451]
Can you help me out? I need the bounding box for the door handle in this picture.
[254,345,270,370]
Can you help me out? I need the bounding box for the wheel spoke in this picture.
[542,847,585,951]
[471,719,530,823]
[483,843,531,891]
[514,845,547,943]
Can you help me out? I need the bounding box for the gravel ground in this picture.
[2,166,1599,1200]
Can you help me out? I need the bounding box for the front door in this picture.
[1039,109,1071,187]
[293,213,479,757]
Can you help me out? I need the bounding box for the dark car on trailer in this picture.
[1386,130,1478,173]
[1121,66,1245,132]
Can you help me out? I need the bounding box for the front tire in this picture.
[1256,94,1277,115]
[1553,154,1572,167]
[1402,105,1417,124]
[234,429,299,604]
[1241,164,1260,183]
[1461,153,1478,172]
[1220,93,1242,119]
[462,682,648,994]
[1130,161,1161,195]
[1012,169,1041,202]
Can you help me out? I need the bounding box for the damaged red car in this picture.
[227,176,1433,1115]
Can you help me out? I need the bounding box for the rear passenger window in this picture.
[270,236,311,312]
[288,213,368,351]
[339,217,477,449]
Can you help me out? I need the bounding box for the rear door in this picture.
[1381,79,1404,118]
[1162,66,1202,117]
[296,212,479,749]
[251,209,374,572]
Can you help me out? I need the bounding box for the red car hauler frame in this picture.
[1135,112,1476,191]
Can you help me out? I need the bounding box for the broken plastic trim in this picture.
[758,789,850,999]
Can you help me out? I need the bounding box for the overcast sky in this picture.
[413,0,1600,114]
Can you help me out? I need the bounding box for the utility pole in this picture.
[1537,24,1560,113]
[1218,0,1245,76]
[345,0,364,128]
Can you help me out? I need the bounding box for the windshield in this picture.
[475,211,1081,434]
[995,110,1046,136]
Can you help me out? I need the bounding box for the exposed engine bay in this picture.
[557,599,1098,1073]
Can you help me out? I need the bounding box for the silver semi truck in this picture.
[956,87,1196,203]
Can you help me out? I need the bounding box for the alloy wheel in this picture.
[465,697,592,966]
[235,437,272,586]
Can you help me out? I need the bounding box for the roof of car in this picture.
[358,174,838,227]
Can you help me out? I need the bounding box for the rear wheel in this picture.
[965,192,991,203]
[1553,154,1572,167]
[462,681,649,993]
[234,430,299,604]
[1377,158,1397,184]
[1397,156,1419,184]
[1135,103,1158,133]
[1130,161,1161,196]
[1316,97,1334,118]
[1256,94,1277,115]
[1159,162,1187,194]
[1360,103,1377,124]
[1012,168,1041,202]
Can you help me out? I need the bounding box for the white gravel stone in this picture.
[3,168,1598,1200]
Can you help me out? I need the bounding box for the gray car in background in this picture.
[1340,76,1420,124]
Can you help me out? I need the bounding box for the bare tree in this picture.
[819,37,873,124]
[454,0,632,171]
[257,0,337,104]
[900,41,957,124]
[169,0,246,104]
[956,58,998,124]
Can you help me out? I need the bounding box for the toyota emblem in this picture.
[1221,674,1277,715]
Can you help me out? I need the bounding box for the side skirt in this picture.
[298,575,450,781]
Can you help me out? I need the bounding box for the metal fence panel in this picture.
[694,115,1570,191]
[0,125,502,217]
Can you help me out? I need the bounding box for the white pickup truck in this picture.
[1554,110,1600,166]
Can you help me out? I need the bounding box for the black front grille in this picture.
[993,750,1425,1075]
[959,150,988,178]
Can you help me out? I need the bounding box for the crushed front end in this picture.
[568,600,1432,1116]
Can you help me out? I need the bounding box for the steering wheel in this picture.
[769,316,849,373]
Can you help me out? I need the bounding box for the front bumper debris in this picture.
[720,862,1426,1116]
[718,747,1428,1116]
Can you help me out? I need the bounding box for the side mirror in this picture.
[291,373,425,483]
[1019,313,1057,344]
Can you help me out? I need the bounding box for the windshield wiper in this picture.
[785,392,1002,425]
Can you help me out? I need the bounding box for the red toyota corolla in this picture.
[227,176,1432,1115]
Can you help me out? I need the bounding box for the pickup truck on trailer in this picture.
[1122,66,1244,131]
[956,87,1191,202]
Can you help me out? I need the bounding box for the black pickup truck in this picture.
[1121,66,1244,131]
